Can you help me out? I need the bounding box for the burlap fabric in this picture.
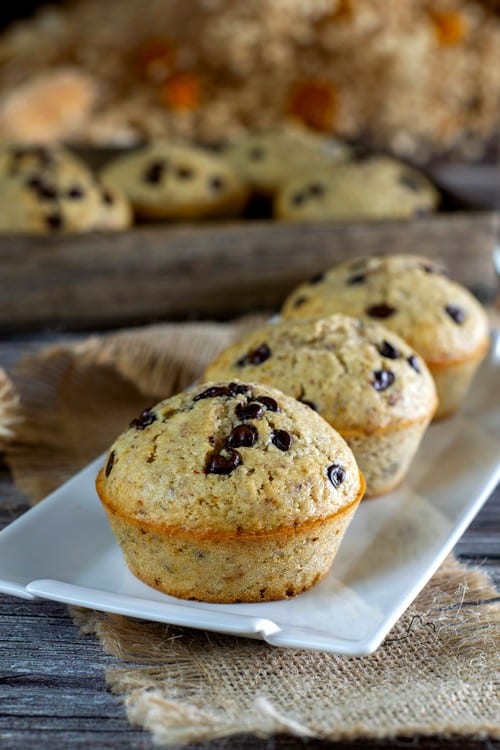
[3,319,500,747]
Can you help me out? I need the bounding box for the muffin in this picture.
[96,381,364,603]
[0,142,131,233]
[223,126,352,197]
[204,315,437,497]
[101,140,249,220]
[275,156,440,221]
[281,254,490,419]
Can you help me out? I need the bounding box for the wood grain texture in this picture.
[0,212,497,331]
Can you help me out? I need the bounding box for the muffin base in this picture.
[429,347,488,419]
[341,414,434,498]
[97,477,364,603]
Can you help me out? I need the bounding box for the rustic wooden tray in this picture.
[0,211,497,331]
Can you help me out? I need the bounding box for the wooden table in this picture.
[0,331,498,750]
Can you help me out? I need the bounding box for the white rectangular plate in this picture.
[1,335,499,656]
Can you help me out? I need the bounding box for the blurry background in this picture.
[0,0,498,167]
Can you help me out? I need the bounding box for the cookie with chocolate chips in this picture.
[96,380,363,603]
[100,140,249,220]
[0,146,132,234]
[204,314,437,497]
[275,156,440,221]
[223,126,352,197]
[281,254,490,418]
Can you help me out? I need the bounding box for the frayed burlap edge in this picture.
[71,555,500,746]
[0,367,21,450]
[4,318,500,747]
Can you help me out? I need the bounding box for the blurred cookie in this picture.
[275,156,440,221]
[101,141,249,220]
[224,126,352,196]
[0,169,131,234]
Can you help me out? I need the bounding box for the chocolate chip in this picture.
[252,396,279,412]
[371,369,395,391]
[205,448,241,475]
[271,429,292,451]
[445,304,466,325]
[291,192,305,206]
[327,463,346,488]
[236,402,265,420]
[67,186,84,199]
[309,272,324,284]
[376,340,400,359]
[227,424,258,448]
[407,355,421,373]
[237,343,271,367]
[129,408,157,429]
[293,296,308,308]
[143,160,167,184]
[420,262,446,275]
[366,303,396,319]
[46,213,63,230]
[228,382,250,395]
[209,176,224,191]
[308,183,325,197]
[300,399,318,411]
[399,172,422,192]
[101,188,114,205]
[248,146,265,161]
[194,383,250,402]
[105,450,116,477]
[347,273,365,285]
[176,166,194,180]
[27,176,57,201]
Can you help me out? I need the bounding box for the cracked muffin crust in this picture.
[281,255,490,418]
[204,314,437,497]
[96,380,364,602]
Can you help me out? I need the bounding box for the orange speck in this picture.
[330,0,354,22]
[161,73,201,110]
[429,10,467,46]
[287,80,337,133]
[137,38,175,82]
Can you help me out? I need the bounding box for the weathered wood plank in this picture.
[0,212,497,331]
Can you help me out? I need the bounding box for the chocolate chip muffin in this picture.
[281,255,490,418]
[101,140,249,220]
[96,381,364,603]
[0,169,131,233]
[275,157,440,221]
[223,126,352,197]
[0,143,131,233]
[204,315,437,497]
